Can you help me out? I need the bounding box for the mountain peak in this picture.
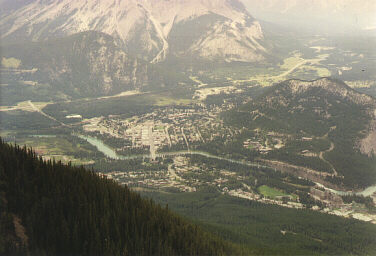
[280,78,375,106]
[0,0,267,63]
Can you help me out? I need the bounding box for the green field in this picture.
[12,135,100,165]
[42,90,195,122]
[154,96,193,106]
[210,65,279,81]
[280,54,304,70]
[258,185,290,199]
[201,51,332,88]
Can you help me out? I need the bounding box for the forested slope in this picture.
[0,140,243,255]
[222,78,376,188]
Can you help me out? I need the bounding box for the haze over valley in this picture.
[1,0,376,255]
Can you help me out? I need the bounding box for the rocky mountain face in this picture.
[0,31,148,99]
[0,0,267,63]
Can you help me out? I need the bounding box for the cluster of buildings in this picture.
[243,132,285,154]
[243,139,272,154]
[310,186,343,207]
[81,105,235,154]
[228,188,304,209]
[97,155,376,224]
[310,186,376,224]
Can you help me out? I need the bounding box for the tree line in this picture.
[0,140,246,255]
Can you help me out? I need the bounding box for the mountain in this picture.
[242,0,376,34]
[0,31,151,100]
[0,140,246,255]
[0,0,268,63]
[223,78,376,188]
[0,0,269,102]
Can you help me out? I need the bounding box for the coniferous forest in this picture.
[0,140,243,255]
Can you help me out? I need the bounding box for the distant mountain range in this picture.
[0,0,268,63]
[242,0,376,34]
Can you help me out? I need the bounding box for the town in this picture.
[66,102,376,225]
[97,154,376,225]
[80,105,238,157]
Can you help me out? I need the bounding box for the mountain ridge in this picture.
[223,77,376,188]
[279,78,376,105]
[0,0,268,63]
[242,0,376,34]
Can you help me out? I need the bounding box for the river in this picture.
[75,134,274,168]
[75,134,145,160]
[76,134,376,197]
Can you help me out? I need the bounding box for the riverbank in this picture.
[75,133,376,197]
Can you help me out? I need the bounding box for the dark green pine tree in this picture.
[0,139,245,256]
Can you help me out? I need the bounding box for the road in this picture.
[96,90,141,100]
[168,164,183,182]
[1,100,70,127]
[231,55,327,85]
[148,123,156,160]
[190,76,208,88]
[274,60,309,78]
[164,126,172,147]
[181,128,190,150]
[319,142,338,176]
[196,127,205,143]
[317,126,339,177]
[231,59,309,84]
[27,101,69,127]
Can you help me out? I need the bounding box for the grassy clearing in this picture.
[280,55,304,70]
[300,66,331,77]
[278,52,331,79]
[14,136,95,165]
[17,137,73,153]
[43,90,194,121]
[153,96,193,106]
[1,57,21,68]
[210,65,279,81]
[258,185,290,199]
[315,67,331,77]
[42,154,94,165]
[194,51,330,88]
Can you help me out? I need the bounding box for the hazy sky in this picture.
[241,0,376,34]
